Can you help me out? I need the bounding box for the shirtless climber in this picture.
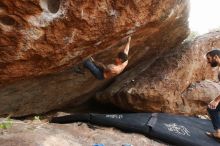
[83,37,131,80]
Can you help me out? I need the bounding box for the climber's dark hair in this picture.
[118,52,128,63]
[206,49,220,57]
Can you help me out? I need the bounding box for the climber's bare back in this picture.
[104,61,128,79]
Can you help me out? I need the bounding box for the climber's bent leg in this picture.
[83,58,105,80]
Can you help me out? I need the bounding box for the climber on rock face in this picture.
[83,37,131,80]
[205,49,220,140]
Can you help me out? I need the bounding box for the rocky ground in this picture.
[0,118,167,146]
[0,100,168,146]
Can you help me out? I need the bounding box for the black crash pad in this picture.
[50,113,220,146]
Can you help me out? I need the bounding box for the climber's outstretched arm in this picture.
[122,36,131,55]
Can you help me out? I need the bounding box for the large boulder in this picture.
[0,0,189,116]
[0,0,189,84]
[96,32,220,115]
[182,80,220,115]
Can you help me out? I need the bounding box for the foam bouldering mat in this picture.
[50,113,220,146]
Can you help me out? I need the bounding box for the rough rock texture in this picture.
[0,0,189,116]
[0,0,189,84]
[0,118,166,146]
[182,80,220,114]
[97,32,220,115]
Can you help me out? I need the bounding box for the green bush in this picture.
[0,117,13,129]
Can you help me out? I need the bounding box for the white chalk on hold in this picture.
[29,0,66,27]
[109,9,118,17]
[95,41,102,46]
[81,9,84,18]
[126,29,135,35]
[135,22,141,27]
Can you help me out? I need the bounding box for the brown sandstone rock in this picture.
[182,80,220,114]
[0,0,189,85]
[96,32,220,115]
[0,0,189,116]
[0,118,166,146]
